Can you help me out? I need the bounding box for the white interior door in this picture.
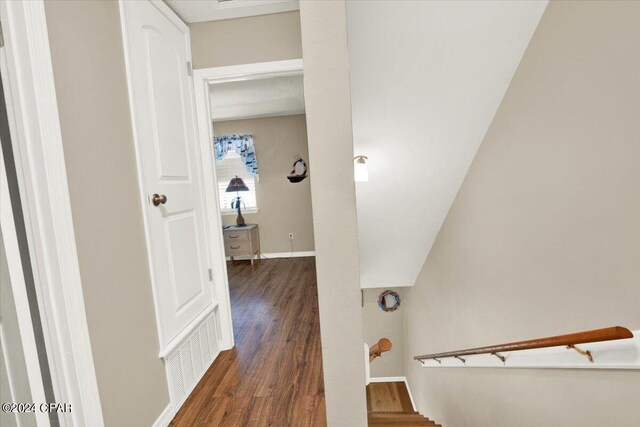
[120,0,214,349]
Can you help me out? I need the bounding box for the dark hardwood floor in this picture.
[170,257,326,426]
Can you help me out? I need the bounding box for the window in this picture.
[216,150,258,214]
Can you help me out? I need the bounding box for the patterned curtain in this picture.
[213,134,258,176]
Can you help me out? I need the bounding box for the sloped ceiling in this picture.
[347,1,548,288]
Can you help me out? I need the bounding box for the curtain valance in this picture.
[213,134,258,176]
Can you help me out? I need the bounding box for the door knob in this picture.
[152,194,167,206]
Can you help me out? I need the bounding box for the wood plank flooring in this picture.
[366,382,414,413]
[170,257,326,426]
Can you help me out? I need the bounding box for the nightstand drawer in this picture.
[224,241,253,255]
[224,230,250,242]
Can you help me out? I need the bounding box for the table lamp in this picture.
[226,176,249,226]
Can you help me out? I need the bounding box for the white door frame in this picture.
[0,144,49,427]
[0,1,103,426]
[192,58,304,350]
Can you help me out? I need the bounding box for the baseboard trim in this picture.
[152,403,175,427]
[225,251,315,261]
[369,376,417,411]
[368,376,406,383]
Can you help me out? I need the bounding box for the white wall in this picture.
[299,1,367,425]
[404,1,640,426]
[362,288,405,378]
[190,11,302,69]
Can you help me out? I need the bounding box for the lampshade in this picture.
[354,155,369,182]
[225,176,249,192]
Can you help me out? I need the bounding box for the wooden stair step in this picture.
[369,420,440,426]
[368,411,440,426]
[368,412,427,419]
[366,382,441,426]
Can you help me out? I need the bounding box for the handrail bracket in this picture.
[567,344,593,363]
[491,352,506,363]
[454,355,466,364]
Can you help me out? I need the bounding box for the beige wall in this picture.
[362,288,405,378]
[214,115,315,253]
[44,2,170,426]
[190,11,302,69]
[299,1,368,425]
[404,1,640,426]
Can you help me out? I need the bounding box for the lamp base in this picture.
[236,212,246,227]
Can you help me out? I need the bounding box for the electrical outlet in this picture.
[288,233,294,240]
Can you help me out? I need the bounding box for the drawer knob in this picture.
[228,234,239,239]
[230,245,240,249]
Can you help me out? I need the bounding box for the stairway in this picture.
[366,382,442,426]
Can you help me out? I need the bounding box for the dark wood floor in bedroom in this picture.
[170,257,326,427]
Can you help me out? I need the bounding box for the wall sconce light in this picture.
[354,155,369,182]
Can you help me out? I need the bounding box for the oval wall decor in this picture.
[287,155,308,183]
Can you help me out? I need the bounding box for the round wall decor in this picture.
[377,290,401,312]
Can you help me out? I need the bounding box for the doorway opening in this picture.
[168,61,326,425]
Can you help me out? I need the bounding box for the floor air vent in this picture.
[165,308,220,409]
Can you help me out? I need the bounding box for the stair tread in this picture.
[366,381,441,426]
[368,411,441,426]
[369,422,440,426]
[369,413,426,419]
[369,422,439,424]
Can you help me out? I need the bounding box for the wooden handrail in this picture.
[414,326,633,361]
[370,338,392,362]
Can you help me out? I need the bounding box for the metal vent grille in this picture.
[200,323,211,364]
[164,310,221,409]
[191,330,204,378]
[180,340,194,388]
[167,352,185,404]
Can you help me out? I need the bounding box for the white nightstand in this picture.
[223,224,260,265]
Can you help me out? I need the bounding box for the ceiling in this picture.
[165,0,299,23]
[210,75,305,122]
[347,1,548,288]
